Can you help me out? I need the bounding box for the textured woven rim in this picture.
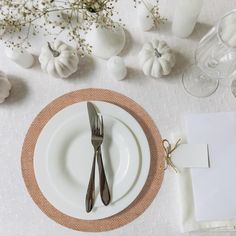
[21,88,165,232]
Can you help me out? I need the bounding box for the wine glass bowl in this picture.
[182,10,236,97]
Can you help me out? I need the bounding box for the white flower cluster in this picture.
[0,0,165,55]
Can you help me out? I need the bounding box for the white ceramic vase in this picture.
[86,24,126,59]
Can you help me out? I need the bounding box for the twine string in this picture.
[162,139,182,173]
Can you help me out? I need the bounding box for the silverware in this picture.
[96,116,111,206]
[86,102,110,213]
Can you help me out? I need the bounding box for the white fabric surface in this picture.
[1,0,236,235]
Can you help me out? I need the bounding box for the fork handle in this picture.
[85,151,96,213]
[97,147,111,206]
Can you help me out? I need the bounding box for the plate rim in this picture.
[36,111,141,212]
[34,101,150,220]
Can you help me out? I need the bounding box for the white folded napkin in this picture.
[178,169,236,232]
[177,112,236,232]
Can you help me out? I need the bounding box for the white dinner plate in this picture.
[47,115,140,207]
[34,101,150,220]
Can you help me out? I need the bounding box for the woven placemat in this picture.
[21,88,165,232]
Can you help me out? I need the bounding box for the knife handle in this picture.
[85,151,96,213]
[97,148,111,206]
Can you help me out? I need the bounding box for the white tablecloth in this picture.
[1,0,236,235]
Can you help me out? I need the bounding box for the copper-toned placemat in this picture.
[21,88,165,232]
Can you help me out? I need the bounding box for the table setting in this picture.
[1,0,236,236]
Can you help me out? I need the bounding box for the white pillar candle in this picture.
[137,1,154,31]
[172,0,203,38]
[5,47,34,69]
[107,56,127,81]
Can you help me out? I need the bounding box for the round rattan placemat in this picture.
[21,88,165,232]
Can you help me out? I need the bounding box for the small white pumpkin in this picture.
[138,40,176,78]
[39,41,79,78]
[0,72,11,103]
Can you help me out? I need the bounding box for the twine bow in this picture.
[162,139,182,173]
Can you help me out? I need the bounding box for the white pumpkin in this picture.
[0,72,11,103]
[138,40,176,78]
[39,41,79,78]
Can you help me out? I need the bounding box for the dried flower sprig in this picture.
[0,0,121,55]
[0,0,165,55]
[133,0,166,27]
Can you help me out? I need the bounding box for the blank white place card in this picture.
[185,112,236,222]
[172,144,209,169]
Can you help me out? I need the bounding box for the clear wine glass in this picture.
[182,10,236,98]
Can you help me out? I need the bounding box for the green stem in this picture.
[47,42,60,57]
[154,48,161,58]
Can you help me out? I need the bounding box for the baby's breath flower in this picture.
[0,0,165,55]
[134,0,166,27]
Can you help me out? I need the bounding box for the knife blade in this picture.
[87,102,97,131]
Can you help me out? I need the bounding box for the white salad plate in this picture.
[34,101,150,220]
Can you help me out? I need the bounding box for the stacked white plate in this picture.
[34,101,150,220]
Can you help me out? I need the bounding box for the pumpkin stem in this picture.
[47,42,60,57]
[154,48,162,58]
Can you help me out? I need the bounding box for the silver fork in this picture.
[85,115,110,212]
[96,116,111,206]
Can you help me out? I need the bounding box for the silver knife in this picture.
[86,102,110,211]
